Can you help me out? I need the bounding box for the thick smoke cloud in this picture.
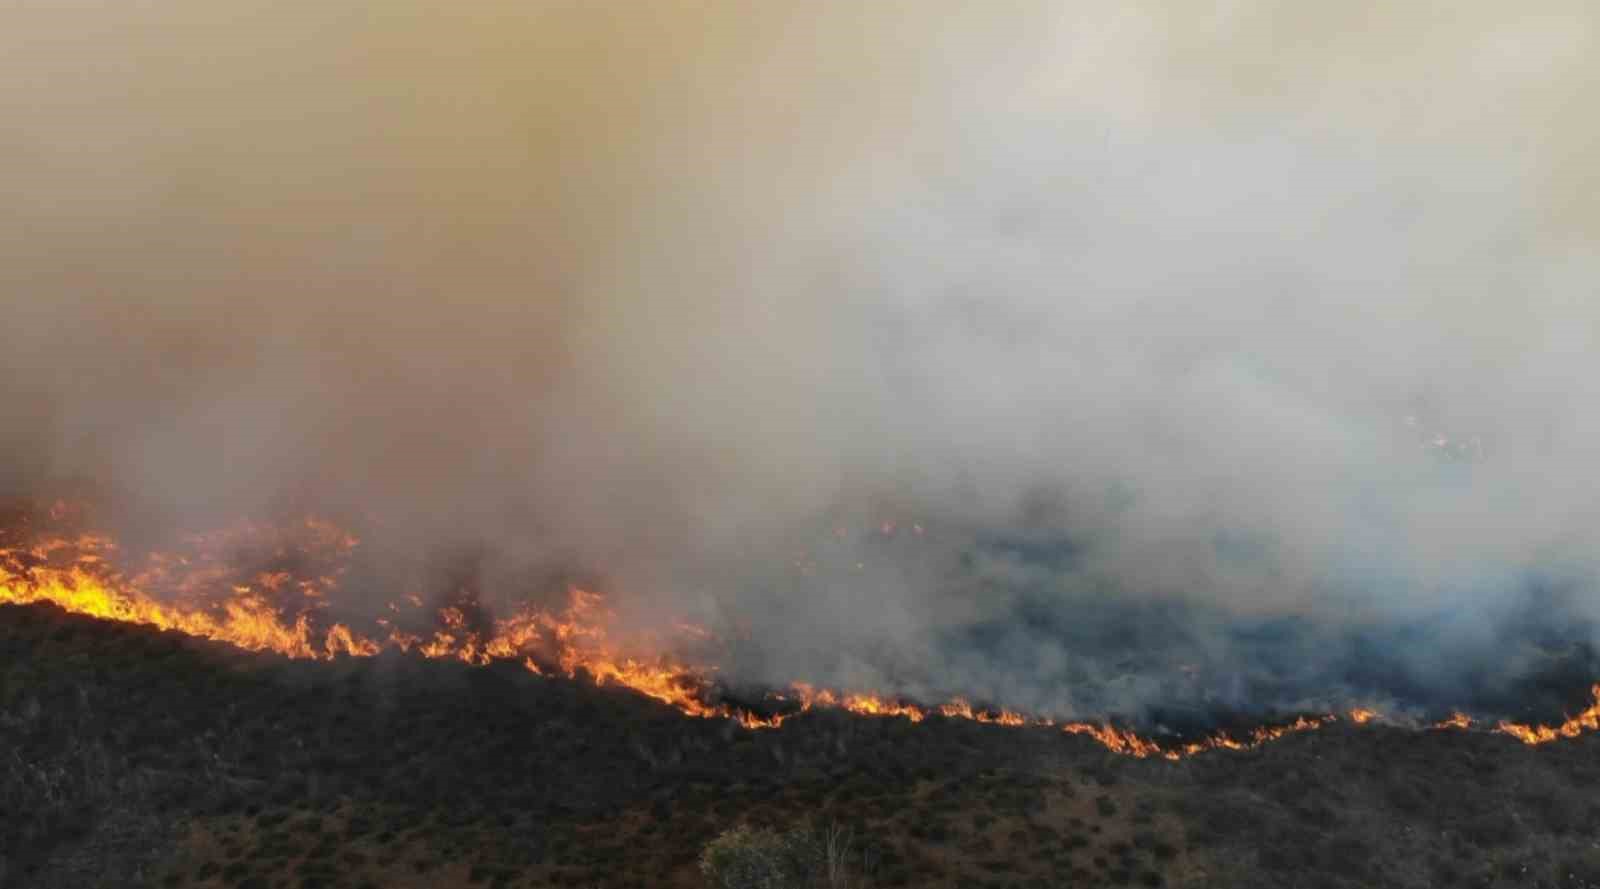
[5,1,1599,721]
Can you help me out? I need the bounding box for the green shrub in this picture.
[700,825,814,889]
[699,822,862,889]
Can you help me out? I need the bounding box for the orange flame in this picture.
[1494,685,1600,745]
[6,513,1600,757]
[1060,714,1335,760]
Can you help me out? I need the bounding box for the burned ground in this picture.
[5,601,1600,889]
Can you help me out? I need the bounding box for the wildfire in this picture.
[3,507,1599,758]
[0,523,376,661]
[1062,723,1173,759]
[785,684,929,723]
[0,518,748,725]
[1495,685,1600,745]
[938,698,1032,726]
[767,688,1034,728]
[1059,714,1336,760]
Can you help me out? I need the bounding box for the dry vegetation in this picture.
[7,601,1600,889]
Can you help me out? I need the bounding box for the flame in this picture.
[1062,723,1174,759]
[1060,714,1335,760]
[936,697,1031,726]
[1494,685,1600,745]
[7,509,1600,757]
[0,528,367,661]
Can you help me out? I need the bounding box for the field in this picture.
[7,600,1600,889]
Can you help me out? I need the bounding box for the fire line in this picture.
[4,512,1595,759]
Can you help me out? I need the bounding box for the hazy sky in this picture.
[5,1,1598,715]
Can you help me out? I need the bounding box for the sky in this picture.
[4,1,1598,719]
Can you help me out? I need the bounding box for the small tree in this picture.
[699,825,804,889]
[699,821,861,889]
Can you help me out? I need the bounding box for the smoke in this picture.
[5,1,1599,721]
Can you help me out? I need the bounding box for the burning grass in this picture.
[5,500,1600,764]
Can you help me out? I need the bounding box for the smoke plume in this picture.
[5,1,1599,723]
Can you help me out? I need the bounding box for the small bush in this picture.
[699,825,814,889]
[700,821,863,889]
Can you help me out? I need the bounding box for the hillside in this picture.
[6,601,1600,889]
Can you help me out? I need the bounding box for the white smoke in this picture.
[3,0,1598,716]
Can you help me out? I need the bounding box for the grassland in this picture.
[7,601,1600,889]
